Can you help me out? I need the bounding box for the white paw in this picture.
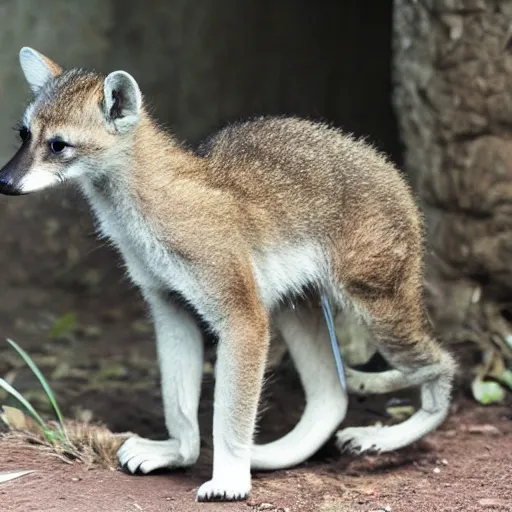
[336,425,383,455]
[196,477,251,502]
[117,437,183,474]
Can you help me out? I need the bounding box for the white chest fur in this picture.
[80,179,206,309]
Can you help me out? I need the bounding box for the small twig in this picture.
[46,452,74,465]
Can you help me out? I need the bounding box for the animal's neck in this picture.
[81,111,204,246]
[80,111,193,223]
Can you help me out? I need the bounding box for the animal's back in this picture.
[198,116,389,188]
[196,116,419,242]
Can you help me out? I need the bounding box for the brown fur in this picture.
[127,113,438,368]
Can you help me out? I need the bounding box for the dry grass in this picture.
[2,408,130,469]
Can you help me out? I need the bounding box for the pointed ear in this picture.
[19,47,63,95]
[103,71,142,133]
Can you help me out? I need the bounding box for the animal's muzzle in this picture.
[0,143,33,196]
[0,175,24,195]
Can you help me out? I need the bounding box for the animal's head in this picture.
[0,47,143,195]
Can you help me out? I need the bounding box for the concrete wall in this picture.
[0,1,115,294]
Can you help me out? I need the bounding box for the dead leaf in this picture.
[2,406,28,429]
[1,406,40,435]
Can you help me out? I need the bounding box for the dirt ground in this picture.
[0,285,511,511]
[1,397,511,512]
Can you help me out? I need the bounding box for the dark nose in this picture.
[0,175,22,196]
[0,143,33,196]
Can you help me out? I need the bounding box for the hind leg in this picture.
[251,304,347,470]
[336,291,456,454]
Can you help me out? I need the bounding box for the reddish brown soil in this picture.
[0,286,511,511]
[1,399,511,512]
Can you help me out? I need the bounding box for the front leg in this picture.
[117,291,203,472]
[197,298,270,502]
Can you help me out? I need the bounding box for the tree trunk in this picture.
[393,0,512,376]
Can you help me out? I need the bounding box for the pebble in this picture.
[466,424,501,436]
[433,467,441,474]
[259,504,275,510]
[71,477,81,482]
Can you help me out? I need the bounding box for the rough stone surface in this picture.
[393,0,512,368]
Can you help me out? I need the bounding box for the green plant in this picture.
[0,338,69,444]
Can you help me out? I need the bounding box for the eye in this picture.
[49,138,68,154]
[19,126,30,143]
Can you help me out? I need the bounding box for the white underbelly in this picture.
[251,243,328,308]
